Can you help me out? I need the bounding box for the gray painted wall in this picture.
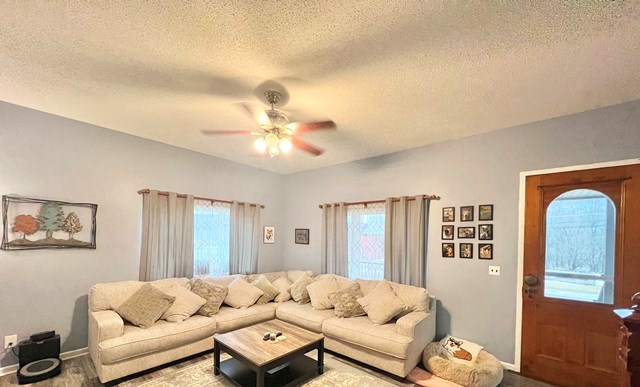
[281,100,640,364]
[0,101,285,367]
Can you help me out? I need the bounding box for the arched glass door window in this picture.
[544,189,616,304]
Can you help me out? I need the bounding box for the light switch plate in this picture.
[489,266,501,276]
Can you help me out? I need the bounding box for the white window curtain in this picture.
[384,195,430,287]
[193,199,231,276]
[139,190,195,281]
[320,203,348,276]
[229,201,261,275]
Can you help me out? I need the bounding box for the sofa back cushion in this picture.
[196,274,244,287]
[245,271,287,283]
[287,270,314,283]
[355,279,429,316]
[89,278,190,312]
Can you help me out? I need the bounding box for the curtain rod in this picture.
[137,189,265,209]
[318,194,440,209]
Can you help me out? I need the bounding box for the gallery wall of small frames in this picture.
[441,204,493,260]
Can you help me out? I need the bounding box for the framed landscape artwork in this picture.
[1,195,97,250]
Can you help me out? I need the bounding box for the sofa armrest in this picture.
[397,311,429,338]
[90,310,124,343]
[88,310,124,366]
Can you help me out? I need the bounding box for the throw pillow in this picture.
[252,275,280,305]
[115,283,175,329]
[288,274,315,304]
[357,279,408,324]
[224,277,264,309]
[439,335,484,365]
[160,283,207,322]
[273,276,293,303]
[306,276,340,310]
[190,278,228,316]
[391,282,430,318]
[328,283,366,318]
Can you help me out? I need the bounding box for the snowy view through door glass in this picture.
[544,189,615,304]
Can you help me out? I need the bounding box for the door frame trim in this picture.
[514,158,640,372]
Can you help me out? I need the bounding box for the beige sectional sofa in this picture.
[88,270,436,383]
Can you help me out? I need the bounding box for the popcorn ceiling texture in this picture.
[1,1,639,173]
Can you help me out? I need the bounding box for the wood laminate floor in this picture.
[0,351,555,387]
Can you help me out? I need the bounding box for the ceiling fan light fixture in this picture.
[279,138,292,153]
[253,137,267,152]
[268,145,280,158]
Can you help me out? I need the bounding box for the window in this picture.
[544,189,616,304]
[193,200,231,276]
[347,203,385,280]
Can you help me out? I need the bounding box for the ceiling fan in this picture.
[201,90,336,157]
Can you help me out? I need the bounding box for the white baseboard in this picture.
[0,347,88,377]
[501,361,518,372]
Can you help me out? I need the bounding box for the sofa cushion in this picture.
[224,277,264,309]
[190,279,228,317]
[357,280,408,325]
[115,284,176,329]
[275,301,337,333]
[214,304,277,333]
[289,274,315,304]
[252,275,280,305]
[322,316,412,359]
[160,283,207,322]
[307,276,340,310]
[273,276,293,303]
[99,315,216,364]
[287,270,314,283]
[197,274,244,287]
[89,278,190,312]
[245,271,287,283]
[329,283,366,318]
[390,283,429,318]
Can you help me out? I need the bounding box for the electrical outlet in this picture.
[489,266,501,276]
[4,335,17,349]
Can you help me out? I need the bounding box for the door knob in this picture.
[524,275,539,286]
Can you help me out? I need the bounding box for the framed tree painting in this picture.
[2,195,97,250]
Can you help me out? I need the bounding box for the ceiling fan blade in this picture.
[287,120,336,134]
[238,103,271,127]
[291,137,324,156]
[200,129,260,136]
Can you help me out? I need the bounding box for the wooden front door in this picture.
[522,164,640,386]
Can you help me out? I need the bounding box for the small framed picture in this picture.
[458,226,476,239]
[263,226,275,244]
[460,243,473,259]
[460,206,474,222]
[442,207,455,222]
[479,243,493,260]
[442,243,455,258]
[295,228,309,244]
[479,204,494,221]
[479,224,493,240]
[442,225,454,240]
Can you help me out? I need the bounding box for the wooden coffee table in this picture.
[213,320,324,387]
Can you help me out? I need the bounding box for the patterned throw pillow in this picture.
[357,280,408,325]
[273,276,293,303]
[288,274,315,304]
[252,275,280,305]
[190,278,228,316]
[328,283,366,318]
[306,276,341,310]
[115,283,175,328]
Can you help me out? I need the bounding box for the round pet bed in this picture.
[422,342,503,387]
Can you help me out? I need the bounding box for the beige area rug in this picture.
[120,351,412,387]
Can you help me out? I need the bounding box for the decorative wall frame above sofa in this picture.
[2,195,97,250]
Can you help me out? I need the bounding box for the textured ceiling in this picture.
[1,1,639,174]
